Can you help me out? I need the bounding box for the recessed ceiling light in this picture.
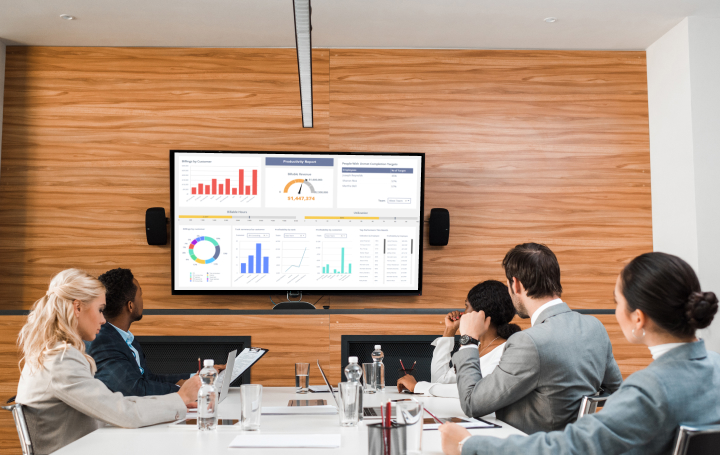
[59,14,75,21]
[544,17,557,23]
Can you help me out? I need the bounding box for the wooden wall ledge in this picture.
[0,308,616,316]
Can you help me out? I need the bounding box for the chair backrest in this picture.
[577,393,610,419]
[1,404,34,455]
[672,424,720,455]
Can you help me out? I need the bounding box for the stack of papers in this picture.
[229,434,341,448]
[261,405,338,415]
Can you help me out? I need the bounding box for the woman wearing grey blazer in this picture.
[440,252,720,455]
[15,269,202,455]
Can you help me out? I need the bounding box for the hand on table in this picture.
[396,374,418,393]
[443,311,463,337]
[215,364,227,372]
[439,422,472,455]
[459,310,492,341]
[186,401,197,410]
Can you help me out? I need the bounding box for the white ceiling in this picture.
[1,0,719,49]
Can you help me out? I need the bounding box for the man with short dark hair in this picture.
[453,243,622,434]
[88,268,198,396]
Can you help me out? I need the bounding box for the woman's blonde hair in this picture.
[18,268,106,374]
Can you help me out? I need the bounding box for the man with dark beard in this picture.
[88,268,201,396]
[452,243,623,435]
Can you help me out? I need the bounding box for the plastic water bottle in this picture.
[197,359,218,430]
[372,345,385,391]
[344,356,364,421]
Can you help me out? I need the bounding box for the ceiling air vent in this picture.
[293,0,313,128]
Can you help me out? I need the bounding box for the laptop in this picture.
[316,360,385,418]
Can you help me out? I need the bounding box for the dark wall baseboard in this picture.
[0,308,615,316]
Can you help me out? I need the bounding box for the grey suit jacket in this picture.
[453,303,622,434]
[16,344,186,455]
[462,340,720,455]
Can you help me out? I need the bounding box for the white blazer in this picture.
[414,336,505,398]
[16,344,187,455]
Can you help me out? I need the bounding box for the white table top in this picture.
[55,387,526,455]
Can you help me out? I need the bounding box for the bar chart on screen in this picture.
[179,155,262,207]
[231,227,277,285]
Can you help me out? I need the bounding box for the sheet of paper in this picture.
[423,418,497,431]
[261,405,338,415]
[309,385,337,393]
[229,434,341,448]
[216,348,266,391]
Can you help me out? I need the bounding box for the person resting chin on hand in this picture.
[397,280,520,396]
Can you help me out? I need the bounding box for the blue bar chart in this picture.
[241,243,269,274]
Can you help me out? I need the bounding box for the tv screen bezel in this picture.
[170,150,425,296]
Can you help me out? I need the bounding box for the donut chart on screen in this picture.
[188,236,221,264]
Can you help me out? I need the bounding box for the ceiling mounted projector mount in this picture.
[293,0,313,128]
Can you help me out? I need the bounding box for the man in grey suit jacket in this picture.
[454,243,622,434]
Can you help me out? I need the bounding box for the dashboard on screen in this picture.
[170,151,424,295]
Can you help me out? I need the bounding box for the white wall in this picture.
[647,17,720,353]
[647,19,698,270]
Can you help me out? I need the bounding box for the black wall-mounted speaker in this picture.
[145,208,168,245]
[429,208,450,246]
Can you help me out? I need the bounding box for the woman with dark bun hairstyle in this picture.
[439,252,720,455]
[397,280,520,397]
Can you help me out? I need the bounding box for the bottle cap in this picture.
[374,345,381,349]
[348,356,358,364]
[203,359,214,367]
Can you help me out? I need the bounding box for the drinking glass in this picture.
[338,382,360,427]
[362,363,377,394]
[295,363,310,394]
[240,384,263,430]
[396,399,423,455]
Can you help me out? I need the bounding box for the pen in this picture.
[424,408,443,424]
[198,358,201,372]
[400,359,406,370]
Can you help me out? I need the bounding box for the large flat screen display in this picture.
[171,151,424,295]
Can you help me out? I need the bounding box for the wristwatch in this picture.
[459,334,479,346]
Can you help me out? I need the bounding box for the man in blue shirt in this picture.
[88,268,222,396]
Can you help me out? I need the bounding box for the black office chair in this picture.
[577,393,611,419]
[672,424,720,455]
[1,403,34,455]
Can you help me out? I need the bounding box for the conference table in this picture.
[55,387,526,454]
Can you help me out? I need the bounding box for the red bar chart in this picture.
[178,155,262,207]
[191,169,258,195]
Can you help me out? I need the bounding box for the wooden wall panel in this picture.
[0,48,651,311]
[0,311,649,454]
[329,50,652,309]
[328,313,650,384]
[0,47,330,311]
[130,315,329,386]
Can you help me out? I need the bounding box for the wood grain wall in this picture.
[0,47,652,454]
[0,47,651,311]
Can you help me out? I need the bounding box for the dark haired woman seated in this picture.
[439,252,720,455]
[397,280,520,397]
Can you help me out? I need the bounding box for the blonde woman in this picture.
[16,269,201,455]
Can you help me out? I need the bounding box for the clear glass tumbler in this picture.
[396,399,423,455]
[240,384,263,430]
[295,363,310,394]
[362,363,377,394]
[338,382,360,427]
